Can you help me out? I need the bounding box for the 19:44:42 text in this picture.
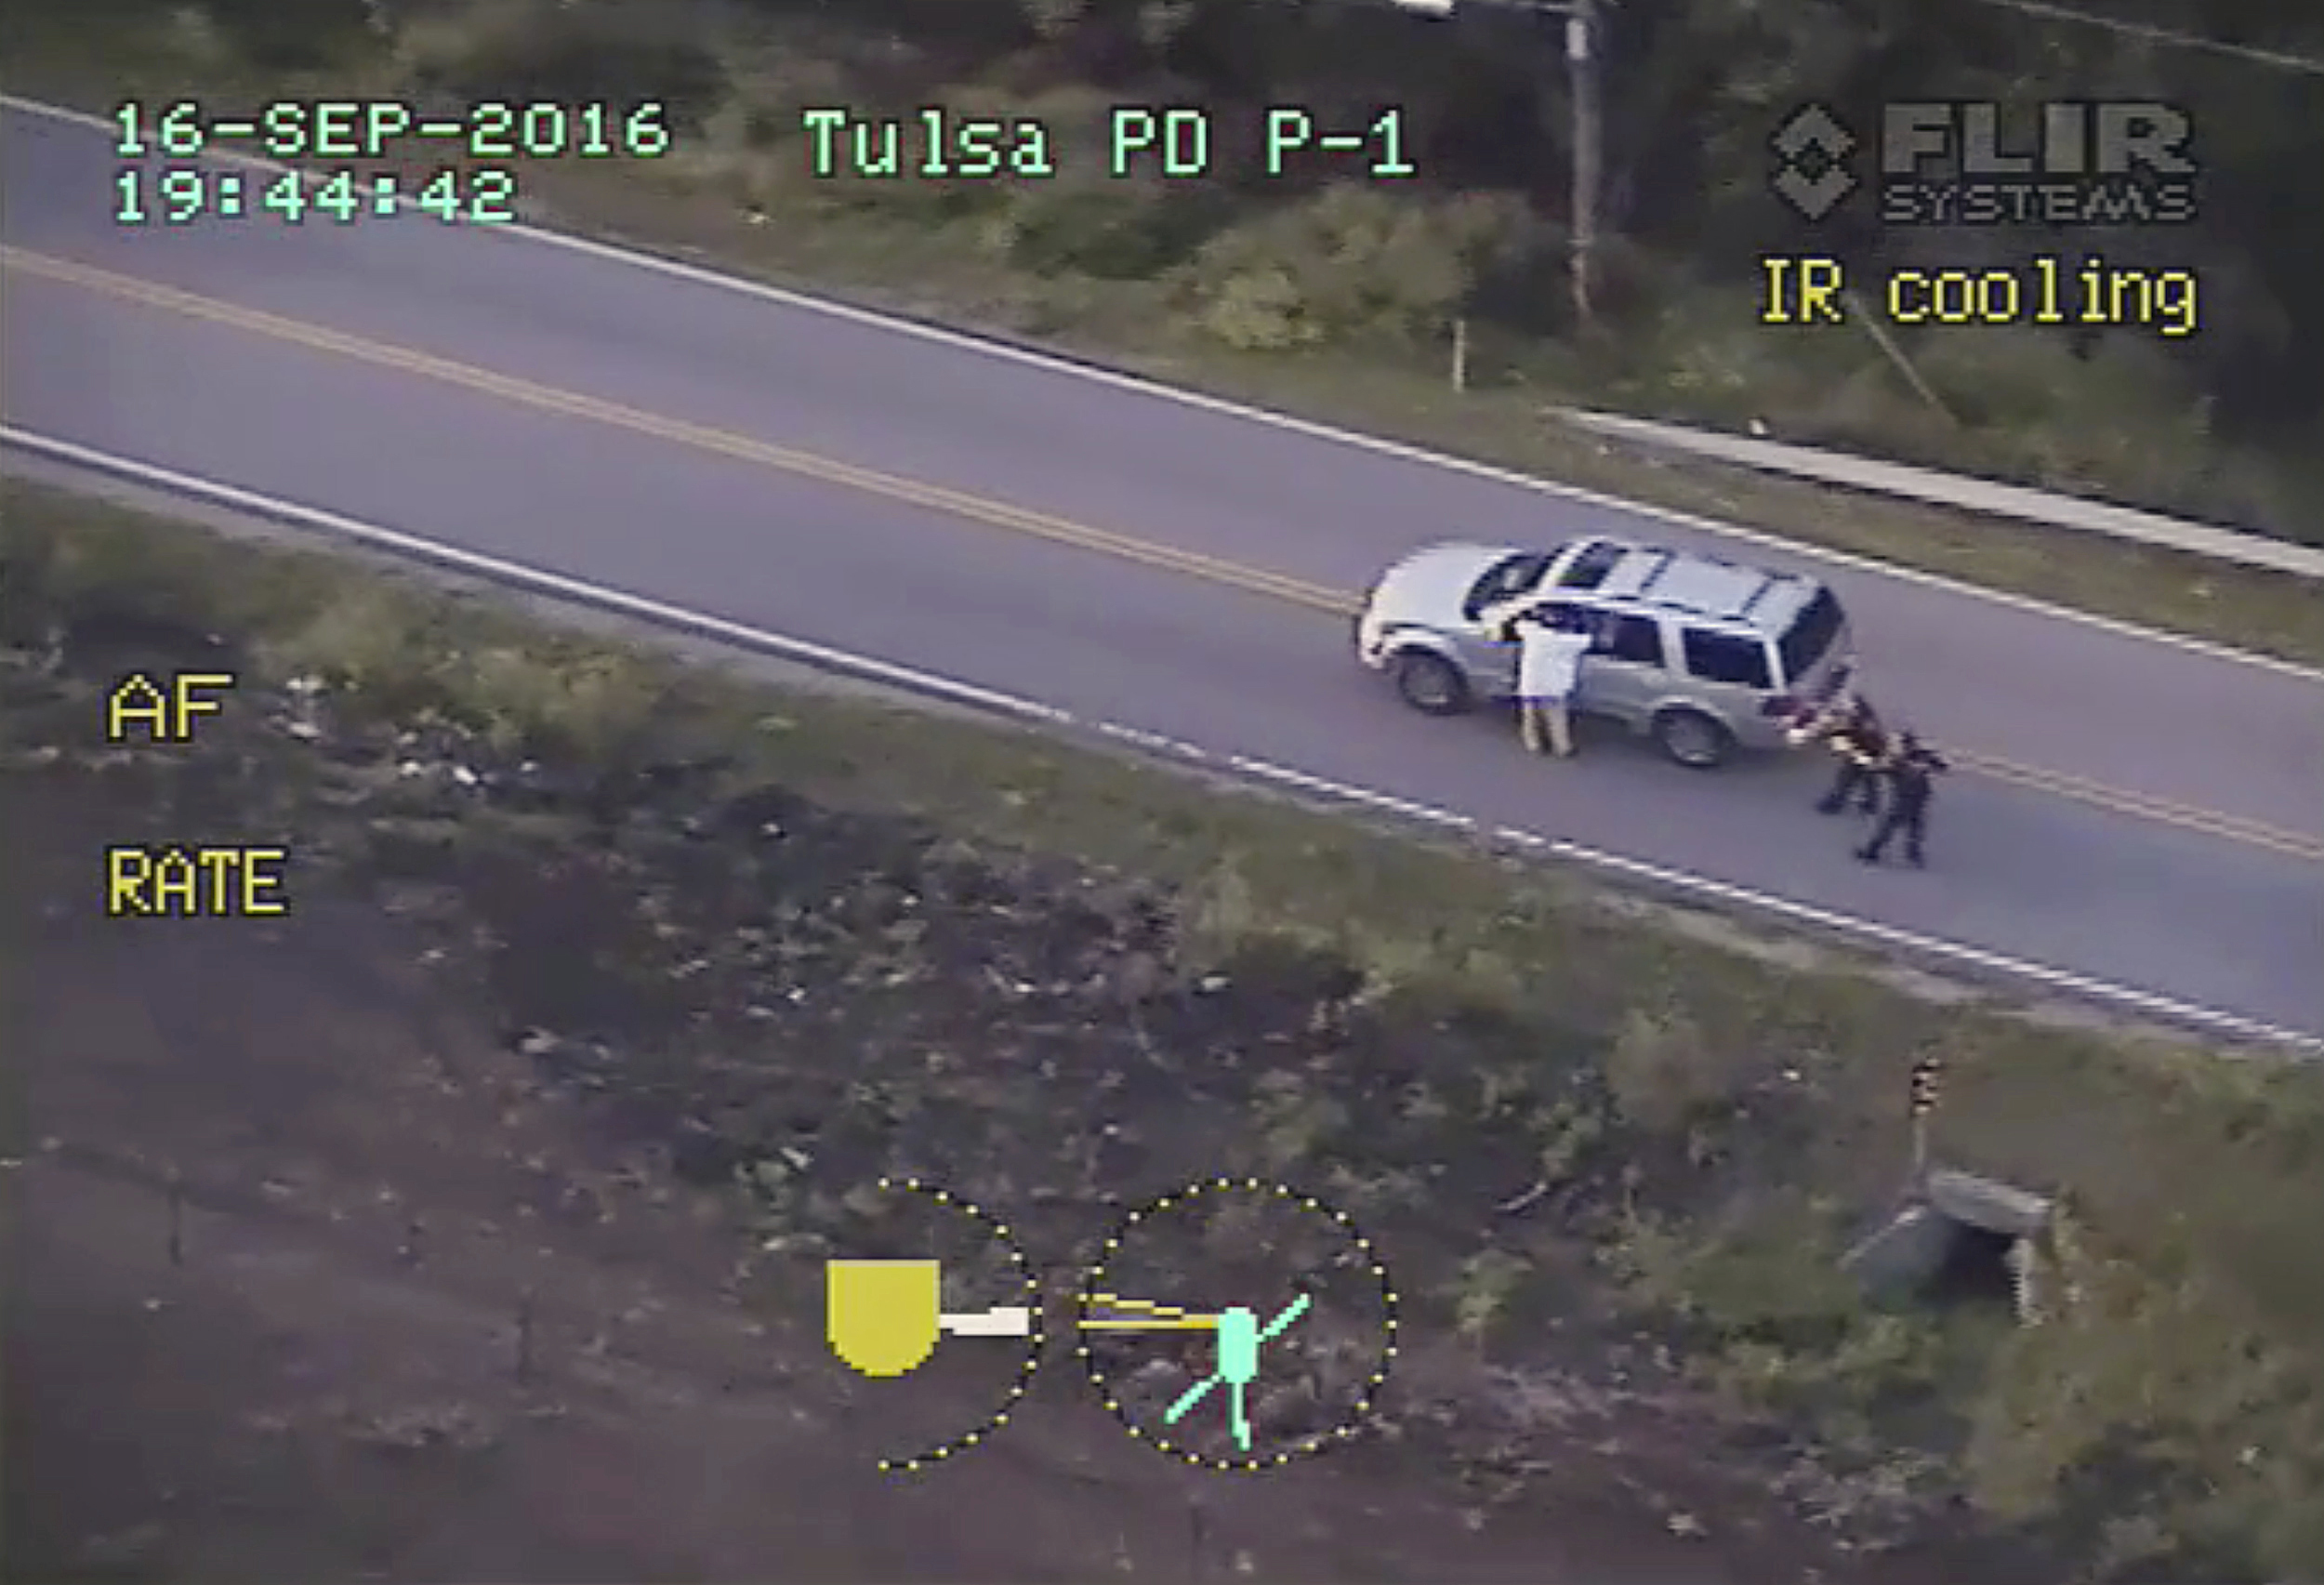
[113,165,519,227]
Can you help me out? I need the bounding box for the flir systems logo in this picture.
[1773,101,2198,225]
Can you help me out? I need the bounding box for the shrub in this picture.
[984,181,1168,276]
[1623,280,1879,420]
[1910,325,2217,497]
[1969,1209,2324,1579]
[978,157,1233,279]
[392,0,725,122]
[1181,184,1540,353]
[195,0,378,71]
[1602,1008,1736,1131]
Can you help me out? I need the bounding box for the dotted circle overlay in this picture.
[875,1175,1046,1474]
[1077,1176,1399,1472]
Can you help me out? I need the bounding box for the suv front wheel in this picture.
[1653,707,1732,769]
[1391,651,1470,716]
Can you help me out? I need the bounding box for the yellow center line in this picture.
[1948,750,2319,855]
[0,245,1350,614]
[6,244,2317,864]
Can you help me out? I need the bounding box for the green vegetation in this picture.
[6,0,2324,670]
[7,473,2321,1578]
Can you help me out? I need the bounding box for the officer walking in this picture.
[1788,691,1886,816]
[1855,730,1948,866]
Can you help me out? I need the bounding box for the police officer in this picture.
[1855,731,1948,867]
[1789,693,1886,816]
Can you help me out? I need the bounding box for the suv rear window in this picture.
[1683,627,1774,690]
[1776,587,1843,686]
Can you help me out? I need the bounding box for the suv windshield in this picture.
[1461,552,1553,620]
[1776,587,1843,685]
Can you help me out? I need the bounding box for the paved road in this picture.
[4,102,2319,1038]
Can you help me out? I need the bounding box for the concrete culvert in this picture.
[1842,1168,2053,1320]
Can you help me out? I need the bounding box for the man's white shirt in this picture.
[1516,624,1591,701]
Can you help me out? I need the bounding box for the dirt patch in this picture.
[5,760,1991,1585]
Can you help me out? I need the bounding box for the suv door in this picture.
[1459,555,1553,699]
[1456,604,1527,699]
[1576,611,1667,728]
[1471,598,1589,702]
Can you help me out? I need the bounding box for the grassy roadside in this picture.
[6,471,2322,1578]
[4,6,2322,673]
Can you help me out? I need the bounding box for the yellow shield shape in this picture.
[826,1259,942,1378]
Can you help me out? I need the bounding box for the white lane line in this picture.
[0,428,1066,726]
[5,424,2317,1057]
[7,91,2317,685]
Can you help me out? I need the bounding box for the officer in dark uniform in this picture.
[1855,731,1948,866]
[1789,693,1886,816]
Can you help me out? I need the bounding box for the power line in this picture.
[1390,0,2324,73]
[1958,0,2324,75]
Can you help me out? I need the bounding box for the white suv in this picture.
[1354,536,1856,768]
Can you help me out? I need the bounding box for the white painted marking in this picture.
[6,91,2317,684]
[1226,755,1470,826]
[6,424,2315,1055]
[1093,720,1212,760]
[0,426,1066,726]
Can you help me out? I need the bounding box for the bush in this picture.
[1623,280,1882,419]
[983,181,1168,276]
[1180,184,1540,353]
[392,0,725,122]
[1602,1009,1736,1131]
[185,0,379,71]
[978,168,1232,279]
[670,45,859,212]
[1910,327,2220,505]
[1970,1209,2324,1579]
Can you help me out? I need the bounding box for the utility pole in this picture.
[1393,0,1606,329]
[1565,0,1600,327]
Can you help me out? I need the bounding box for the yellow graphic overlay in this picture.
[1081,1294,1220,1331]
[818,1179,1044,1474]
[1076,1177,1400,1472]
[826,1259,944,1378]
[825,1258,1037,1379]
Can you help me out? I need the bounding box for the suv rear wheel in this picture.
[1653,707,1732,769]
[1391,651,1470,716]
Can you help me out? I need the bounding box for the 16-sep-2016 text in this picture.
[112,97,672,162]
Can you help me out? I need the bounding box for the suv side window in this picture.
[1682,627,1773,689]
[1601,613,1665,667]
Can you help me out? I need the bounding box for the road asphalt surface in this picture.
[3,101,2319,1040]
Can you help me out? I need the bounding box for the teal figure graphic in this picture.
[1160,1295,1312,1451]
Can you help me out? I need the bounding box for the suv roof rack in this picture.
[1595,547,1785,623]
